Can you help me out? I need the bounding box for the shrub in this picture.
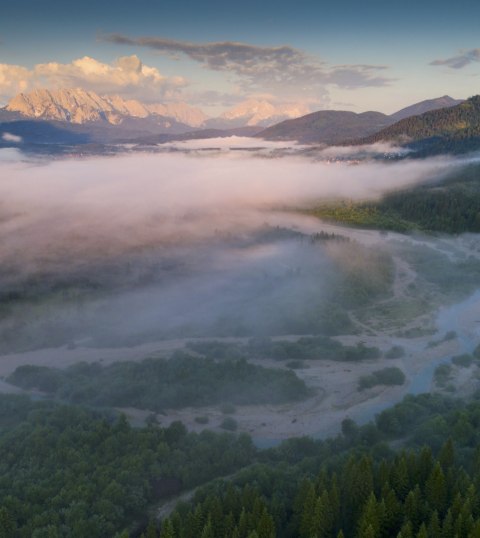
[385,345,406,359]
[220,417,238,431]
[358,367,406,391]
[452,354,474,368]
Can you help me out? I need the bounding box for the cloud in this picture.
[1,132,23,143]
[430,48,480,69]
[0,55,187,103]
[104,34,392,107]
[0,64,31,101]
[328,65,390,89]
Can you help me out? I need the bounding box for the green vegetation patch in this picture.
[0,396,255,537]
[307,163,480,234]
[187,336,382,363]
[7,353,309,411]
[452,354,474,368]
[358,366,406,391]
[434,363,453,388]
[247,336,381,362]
[385,345,406,359]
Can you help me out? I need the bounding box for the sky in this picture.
[1,0,480,114]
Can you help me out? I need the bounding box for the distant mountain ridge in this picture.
[207,99,310,128]
[390,95,464,121]
[256,95,463,145]
[256,110,395,144]
[355,95,480,151]
[6,88,208,128]
[3,90,311,131]
[1,90,472,153]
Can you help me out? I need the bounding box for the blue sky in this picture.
[1,0,479,113]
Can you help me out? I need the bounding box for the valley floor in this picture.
[1,216,479,445]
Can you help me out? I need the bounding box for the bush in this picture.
[444,331,457,341]
[434,363,453,387]
[452,354,474,368]
[358,367,406,391]
[220,417,238,431]
[385,345,405,359]
[194,416,209,424]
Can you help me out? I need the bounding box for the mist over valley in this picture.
[3,4,480,534]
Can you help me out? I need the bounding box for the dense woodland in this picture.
[6,354,309,410]
[160,391,480,538]
[0,396,256,537]
[310,164,480,234]
[3,389,480,536]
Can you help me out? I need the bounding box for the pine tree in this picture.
[330,475,341,531]
[310,492,333,538]
[358,523,376,538]
[427,511,441,538]
[299,482,316,537]
[210,496,225,538]
[416,447,433,485]
[381,484,401,535]
[404,486,423,530]
[257,508,275,538]
[425,463,447,515]
[357,493,380,538]
[396,521,413,538]
[160,519,175,538]
[0,508,15,538]
[438,439,455,470]
[238,508,249,538]
[200,517,214,538]
[441,509,453,538]
[392,455,410,500]
[223,513,235,538]
[415,523,427,538]
[146,520,158,538]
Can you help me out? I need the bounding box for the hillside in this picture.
[308,163,480,234]
[256,110,395,144]
[356,95,480,153]
[390,95,463,121]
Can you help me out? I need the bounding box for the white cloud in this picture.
[1,132,23,143]
[0,64,31,102]
[0,55,187,103]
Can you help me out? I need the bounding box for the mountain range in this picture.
[353,95,480,155]
[257,110,394,144]
[1,90,475,154]
[2,88,306,131]
[256,96,464,145]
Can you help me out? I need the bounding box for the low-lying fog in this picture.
[0,138,475,349]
